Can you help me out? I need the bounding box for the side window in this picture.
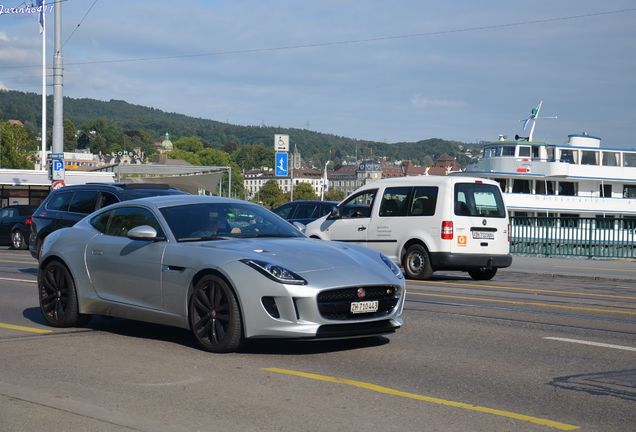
[320,203,335,216]
[98,192,119,209]
[339,190,377,219]
[272,203,294,219]
[379,187,410,217]
[105,207,163,238]
[409,187,438,216]
[46,191,74,211]
[295,204,318,219]
[0,209,8,219]
[91,211,112,234]
[68,190,100,214]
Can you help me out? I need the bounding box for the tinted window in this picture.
[99,192,119,208]
[295,204,318,219]
[272,203,294,219]
[379,187,410,217]
[105,207,163,237]
[46,191,74,211]
[68,190,100,214]
[454,183,506,218]
[409,187,438,216]
[91,211,111,234]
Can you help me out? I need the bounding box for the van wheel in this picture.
[403,244,433,280]
[468,268,498,280]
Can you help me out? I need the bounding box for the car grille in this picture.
[317,285,399,320]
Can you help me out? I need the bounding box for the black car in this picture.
[271,200,338,225]
[0,205,37,250]
[29,183,186,258]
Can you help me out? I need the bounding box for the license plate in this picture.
[472,231,495,240]
[350,300,379,314]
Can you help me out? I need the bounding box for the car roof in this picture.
[356,176,500,189]
[117,194,250,210]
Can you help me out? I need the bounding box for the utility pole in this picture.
[52,0,63,154]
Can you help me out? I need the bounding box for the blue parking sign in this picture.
[275,152,288,176]
[52,159,65,181]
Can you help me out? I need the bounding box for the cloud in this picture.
[410,95,467,109]
[0,81,8,91]
[0,32,9,43]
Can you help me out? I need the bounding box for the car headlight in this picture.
[380,254,403,279]
[241,259,307,285]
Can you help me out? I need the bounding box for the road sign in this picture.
[274,134,289,152]
[275,152,288,177]
[52,159,65,181]
[49,153,64,159]
[51,180,65,190]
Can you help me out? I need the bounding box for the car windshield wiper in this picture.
[177,235,229,242]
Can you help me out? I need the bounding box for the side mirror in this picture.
[127,225,159,241]
[328,207,340,219]
[292,221,306,233]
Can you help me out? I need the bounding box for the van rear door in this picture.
[450,181,509,255]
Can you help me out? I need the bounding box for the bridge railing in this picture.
[510,216,636,258]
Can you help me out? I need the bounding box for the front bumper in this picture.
[429,252,512,270]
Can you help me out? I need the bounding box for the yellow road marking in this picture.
[410,280,636,300]
[263,368,579,431]
[0,322,52,334]
[409,292,636,315]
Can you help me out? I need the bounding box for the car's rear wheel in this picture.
[39,260,89,327]
[468,268,498,280]
[402,244,433,280]
[189,275,242,353]
[11,230,27,250]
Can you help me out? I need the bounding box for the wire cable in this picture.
[62,0,99,48]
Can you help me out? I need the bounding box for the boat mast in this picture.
[522,101,557,142]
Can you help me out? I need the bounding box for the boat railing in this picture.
[510,216,636,258]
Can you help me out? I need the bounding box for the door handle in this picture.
[357,226,367,231]
[91,249,103,256]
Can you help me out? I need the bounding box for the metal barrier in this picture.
[510,216,636,258]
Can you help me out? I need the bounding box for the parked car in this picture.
[30,183,186,258]
[271,200,338,225]
[305,176,512,281]
[38,195,405,352]
[0,205,37,250]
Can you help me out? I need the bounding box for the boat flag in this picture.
[522,106,538,131]
[37,0,45,34]
[322,164,329,192]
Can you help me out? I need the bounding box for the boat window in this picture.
[623,185,636,198]
[599,184,612,198]
[623,152,636,167]
[484,147,496,158]
[560,214,580,228]
[517,146,531,157]
[581,150,599,165]
[494,178,507,192]
[512,179,531,194]
[623,217,636,230]
[559,149,578,164]
[535,180,555,195]
[602,152,619,166]
[558,182,576,196]
[546,147,555,161]
[532,146,540,159]
[501,146,515,156]
[594,215,615,230]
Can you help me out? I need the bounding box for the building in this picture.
[244,167,325,200]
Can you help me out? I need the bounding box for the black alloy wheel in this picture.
[189,275,242,353]
[11,230,27,250]
[39,260,89,327]
[468,268,498,281]
[402,244,433,280]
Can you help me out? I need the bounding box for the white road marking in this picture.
[0,277,36,284]
[544,337,636,352]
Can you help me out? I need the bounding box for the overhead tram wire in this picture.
[62,0,99,48]
[0,7,635,72]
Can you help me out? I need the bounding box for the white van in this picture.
[304,176,512,280]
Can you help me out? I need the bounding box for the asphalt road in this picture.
[0,249,634,432]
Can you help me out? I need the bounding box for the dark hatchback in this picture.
[271,200,338,225]
[29,183,186,258]
[0,205,37,250]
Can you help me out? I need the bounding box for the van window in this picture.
[379,187,410,217]
[339,190,377,218]
[409,187,438,216]
[454,183,506,218]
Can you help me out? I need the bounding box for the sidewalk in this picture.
[502,255,636,282]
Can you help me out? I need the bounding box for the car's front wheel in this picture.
[11,230,27,250]
[468,268,498,280]
[189,274,243,353]
[39,260,90,327]
[402,244,433,280]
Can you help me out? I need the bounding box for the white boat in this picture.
[459,102,636,223]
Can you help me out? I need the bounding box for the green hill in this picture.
[0,90,474,166]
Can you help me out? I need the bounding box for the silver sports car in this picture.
[38,195,405,352]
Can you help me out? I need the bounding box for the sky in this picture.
[0,0,635,149]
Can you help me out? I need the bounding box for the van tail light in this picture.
[24,217,32,226]
[508,223,510,242]
[441,221,454,240]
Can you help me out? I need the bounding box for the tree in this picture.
[232,144,274,171]
[324,188,346,201]
[174,136,204,153]
[0,122,37,169]
[293,182,318,200]
[167,148,201,165]
[197,148,244,198]
[258,180,286,209]
[63,119,77,152]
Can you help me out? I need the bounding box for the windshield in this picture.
[160,203,304,242]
